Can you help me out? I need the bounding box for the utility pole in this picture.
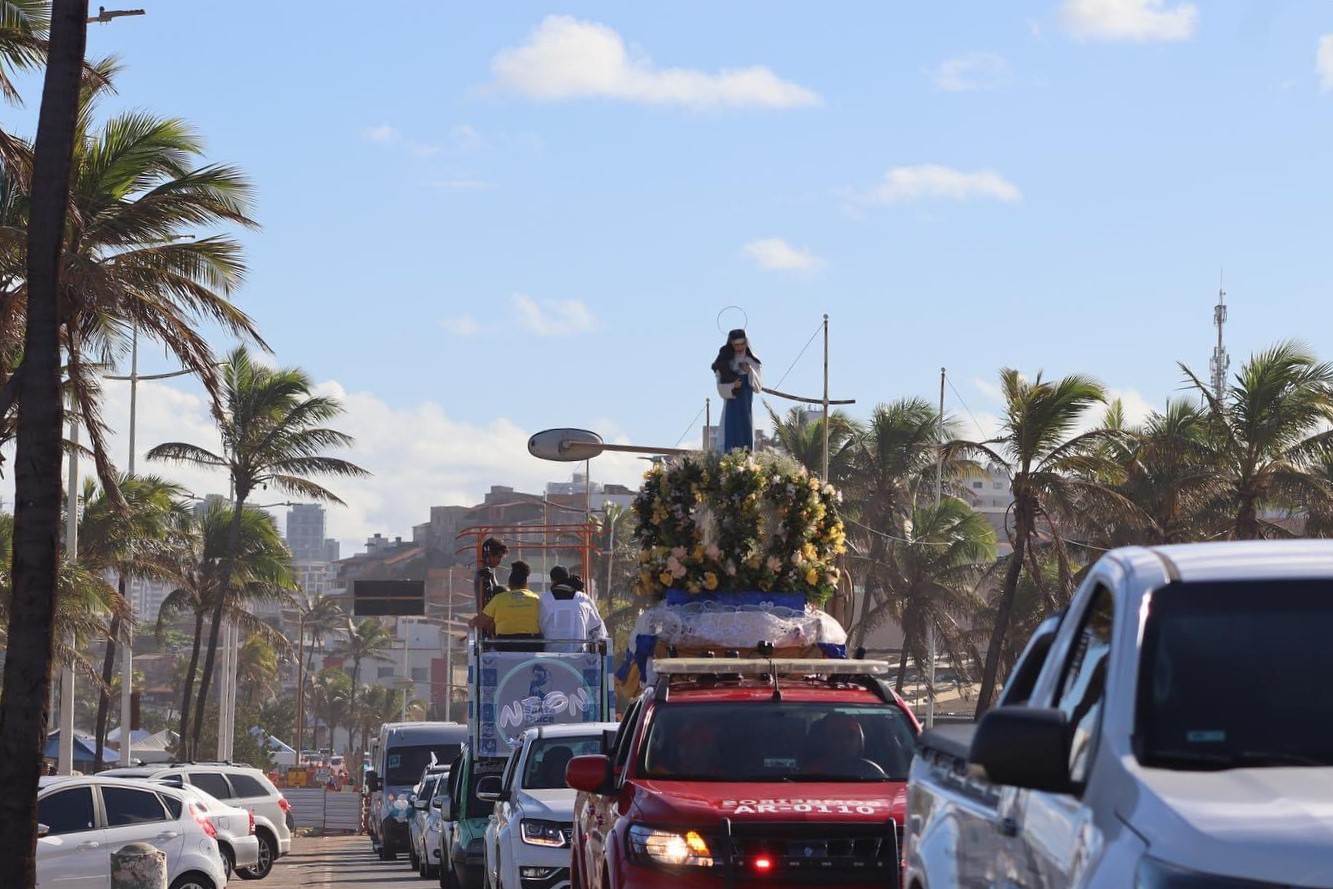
[925,367,945,730]
[58,392,79,775]
[821,315,830,481]
[86,6,145,24]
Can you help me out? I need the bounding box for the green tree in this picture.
[237,634,279,704]
[1182,341,1333,540]
[148,346,369,753]
[307,667,352,752]
[157,499,295,760]
[765,404,859,483]
[77,474,189,767]
[859,498,995,695]
[335,617,393,741]
[955,368,1118,715]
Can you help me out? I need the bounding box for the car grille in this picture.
[719,820,900,883]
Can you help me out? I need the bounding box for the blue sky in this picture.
[6,1,1333,554]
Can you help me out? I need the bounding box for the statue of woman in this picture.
[711,328,762,452]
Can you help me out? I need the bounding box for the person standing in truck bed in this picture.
[470,560,542,650]
[540,565,609,653]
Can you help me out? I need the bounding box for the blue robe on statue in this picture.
[717,356,762,452]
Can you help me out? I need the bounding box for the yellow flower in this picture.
[692,545,705,561]
[704,572,720,591]
[659,572,673,587]
[686,581,701,593]
[802,543,818,561]
[805,567,820,586]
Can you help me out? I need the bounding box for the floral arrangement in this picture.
[631,449,847,604]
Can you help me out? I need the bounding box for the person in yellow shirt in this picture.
[469,560,542,650]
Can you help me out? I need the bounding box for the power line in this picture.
[672,402,708,449]
[945,376,991,440]
[769,320,824,394]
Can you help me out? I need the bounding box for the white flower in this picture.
[705,543,722,561]
[671,546,687,560]
[724,560,737,576]
[766,555,782,572]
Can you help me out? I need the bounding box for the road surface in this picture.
[264,834,432,889]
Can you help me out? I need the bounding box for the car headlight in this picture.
[1136,855,1284,889]
[520,819,568,848]
[627,825,714,867]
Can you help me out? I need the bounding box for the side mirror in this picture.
[38,823,50,838]
[366,771,381,792]
[475,774,508,802]
[413,797,430,810]
[970,707,1074,795]
[439,799,452,821]
[565,754,613,795]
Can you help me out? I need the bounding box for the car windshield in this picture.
[386,744,460,786]
[638,701,917,782]
[1136,580,1333,770]
[521,736,604,790]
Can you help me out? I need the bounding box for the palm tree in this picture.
[77,473,190,767]
[307,667,352,752]
[954,368,1120,715]
[157,499,296,760]
[237,635,279,705]
[148,346,369,752]
[335,617,394,733]
[0,8,91,874]
[859,498,995,695]
[0,57,262,503]
[0,0,48,105]
[1181,341,1333,540]
[766,404,859,483]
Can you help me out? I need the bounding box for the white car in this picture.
[171,783,261,880]
[101,762,293,879]
[420,773,450,880]
[480,723,618,889]
[37,775,228,889]
[410,767,449,876]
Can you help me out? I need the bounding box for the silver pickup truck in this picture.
[904,540,1333,889]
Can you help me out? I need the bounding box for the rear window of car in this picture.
[228,773,270,798]
[158,793,183,818]
[102,786,168,825]
[187,772,233,799]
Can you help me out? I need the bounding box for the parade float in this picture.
[616,447,850,694]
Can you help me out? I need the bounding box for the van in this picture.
[366,722,468,861]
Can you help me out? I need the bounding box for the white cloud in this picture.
[868,164,1021,204]
[512,294,598,336]
[742,237,825,271]
[928,53,1012,91]
[450,124,487,152]
[1059,0,1197,43]
[363,123,398,143]
[441,315,482,336]
[1319,35,1333,92]
[489,14,821,110]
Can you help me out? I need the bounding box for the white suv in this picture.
[37,775,228,889]
[101,763,292,879]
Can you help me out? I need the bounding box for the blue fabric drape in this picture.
[722,372,755,451]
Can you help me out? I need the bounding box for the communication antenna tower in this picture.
[1208,271,1230,403]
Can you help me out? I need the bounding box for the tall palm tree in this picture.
[0,0,48,105]
[335,617,394,732]
[0,8,90,876]
[237,635,279,705]
[307,667,351,752]
[148,346,369,752]
[859,498,995,694]
[291,591,345,756]
[1181,341,1333,540]
[156,499,296,760]
[77,473,190,767]
[954,369,1120,716]
[0,57,262,503]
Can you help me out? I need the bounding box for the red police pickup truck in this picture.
[566,657,920,889]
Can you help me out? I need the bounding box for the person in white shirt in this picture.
[540,566,609,653]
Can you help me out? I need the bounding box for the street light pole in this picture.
[58,392,79,776]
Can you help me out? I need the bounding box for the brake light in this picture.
[188,802,217,839]
[753,856,773,873]
[278,796,292,813]
[248,810,256,835]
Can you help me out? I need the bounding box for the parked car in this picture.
[409,766,450,875]
[367,721,467,861]
[480,722,619,889]
[37,775,228,889]
[170,782,261,880]
[99,761,293,879]
[420,771,451,880]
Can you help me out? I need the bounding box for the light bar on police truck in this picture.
[652,658,891,677]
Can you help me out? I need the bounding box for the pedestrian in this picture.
[474,536,509,611]
[540,565,609,653]
[469,559,542,650]
[711,328,762,452]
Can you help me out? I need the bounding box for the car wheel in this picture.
[410,848,420,870]
[219,844,235,880]
[237,830,277,879]
[169,873,216,889]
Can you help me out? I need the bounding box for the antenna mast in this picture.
[1209,272,1230,402]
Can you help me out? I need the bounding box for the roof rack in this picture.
[653,658,891,677]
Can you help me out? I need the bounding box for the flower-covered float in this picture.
[616,449,849,694]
